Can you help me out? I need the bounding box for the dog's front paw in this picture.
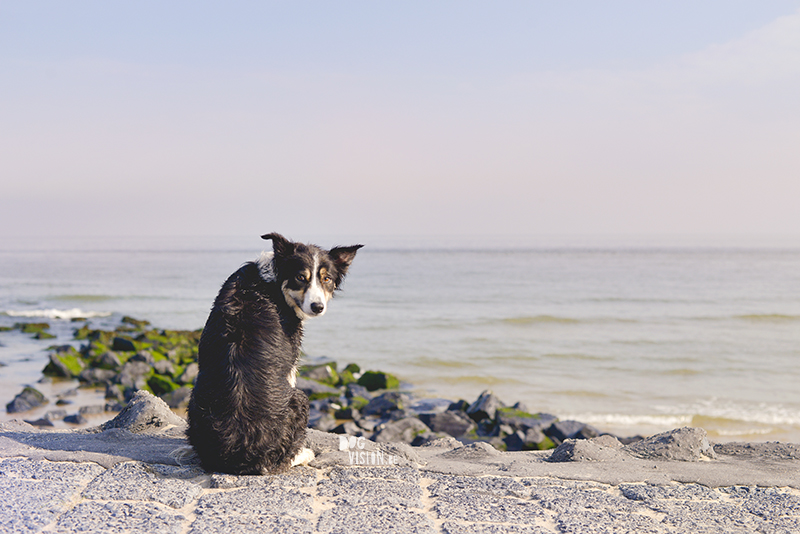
[290,447,315,467]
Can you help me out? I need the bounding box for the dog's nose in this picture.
[310,302,325,315]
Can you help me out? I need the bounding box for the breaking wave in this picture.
[3,308,112,320]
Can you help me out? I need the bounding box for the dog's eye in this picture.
[296,274,307,283]
[322,275,333,284]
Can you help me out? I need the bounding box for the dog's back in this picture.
[187,261,308,474]
[187,233,362,474]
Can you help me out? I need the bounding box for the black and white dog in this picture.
[187,233,362,474]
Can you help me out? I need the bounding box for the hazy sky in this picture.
[2,2,799,242]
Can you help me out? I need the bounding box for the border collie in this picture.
[187,233,362,474]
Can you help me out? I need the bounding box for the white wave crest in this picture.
[4,308,111,320]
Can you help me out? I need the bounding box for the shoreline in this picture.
[3,314,800,445]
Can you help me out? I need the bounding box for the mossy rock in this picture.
[147,374,179,396]
[18,323,50,335]
[357,371,400,391]
[308,391,341,402]
[343,363,361,374]
[43,350,85,378]
[337,370,357,387]
[121,316,151,329]
[300,363,339,387]
[73,324,91,340]
[35,331,57,340]
[0,326,13,332]
[348,395,370,411]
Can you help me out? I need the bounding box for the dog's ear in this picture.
[329,244,363,281]
[261,233,295,258]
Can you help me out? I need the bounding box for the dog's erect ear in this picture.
[329,244,364,278]
[261,233,295,257]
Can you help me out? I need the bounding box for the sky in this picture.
[2,1,800,243]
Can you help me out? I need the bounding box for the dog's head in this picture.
[261,233,363,320]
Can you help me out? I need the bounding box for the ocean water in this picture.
[2,235,799,442]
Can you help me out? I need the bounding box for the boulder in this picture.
[548,435,628,462]
[100,390,187,434]
[116,360,152,390]
[43,348,85,378]
[361,391,408,417]
[373,417,431,443]
[111,337,136,352]
[466,390,505,422]
[161,386,193,409]
[78,368,117,385]
[6,387,48,413]
[96,351,122,370]
[357,370,400,391]
[296,377,339,397]
[546,420,600,443]
[624,427,717,462]
[177,363,199,384]
[419,411,476,438]
[495,407,557,432]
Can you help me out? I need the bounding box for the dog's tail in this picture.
[169,445,199,467]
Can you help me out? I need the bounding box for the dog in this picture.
[187,232,362,474]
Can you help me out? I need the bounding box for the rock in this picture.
[545,420,599,443]
[111,336,137,352]
[547,435,628,462]
[419,411,476,438]
[100,390,187,434]
[6,387,49,413]
[79,368,117,385]
[302,363,339,386]
[447,399,469,412]
[130,351,155,365]
[121,316,151,328]
[116,360,152,390]
[361,392,408,417]
[466,390,505,422]
[147,374,179,396]
[161,386,192,409]
[44,409,67,421]
[153,359,175,376]
[331,421,363,435]
[105,401,125,412]
[96,351,122,370]
[495,407,557,432]
[24,418,54,427]
[177,363,199,384]
[373,417,431,443]
[357,370,400,391]
[624,427,717,462]
[345,384,372,400]
[43,348,85,378]
[64,413,88,425]
[79,404,106,416]
[296,377,339,397]
[334,407,358,420]
[308,410,337,432]
[409,398,453,414]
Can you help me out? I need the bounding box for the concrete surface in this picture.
[1,391,799,533]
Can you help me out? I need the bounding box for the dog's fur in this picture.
[187,233,362,474]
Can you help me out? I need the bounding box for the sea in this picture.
[2,234,799,443]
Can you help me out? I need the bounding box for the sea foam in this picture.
[3,308,111,320]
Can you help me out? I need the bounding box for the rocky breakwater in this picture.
[5,317,200,425]
[5,316,633,450]
[298,361,637,451]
